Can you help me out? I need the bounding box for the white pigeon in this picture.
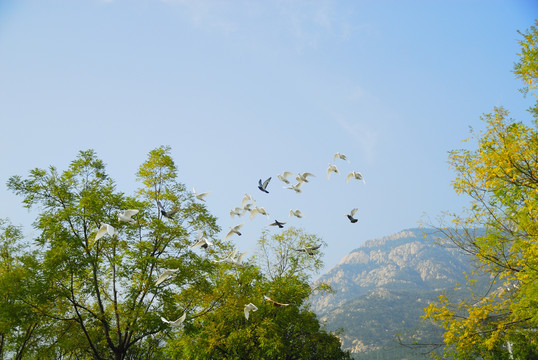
[296,172,315,183]
[161,312,186,327]
[224,224,244,241]
[117,209,139,224]
[277,171,294,184]
[230,207,245,218]
[190,232,213,249]
[333,152,349,162]
[193,187,210,202]
[346,171,365,184]
[327,164,339,179]
[250,206,269,220]
[95,223,117,241]
[244,303,258,320]
[155,268,180,286]
[241,194,255,211]
[289,209,303,218]
[284,182,303,193]
[263,295,289,307]
[216,249,247,267]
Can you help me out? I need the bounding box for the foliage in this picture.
[167,227,352,360]
[514,20,538,123]
[424,22,538,360]
[3,147,349,359]
[6,147,220,359]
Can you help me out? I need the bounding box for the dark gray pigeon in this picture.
[258,177,271,193]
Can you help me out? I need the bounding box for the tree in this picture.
[6,146,221,359]
[424,22,538,359]
[167,227,352,360]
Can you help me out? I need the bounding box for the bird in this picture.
[296,172,315,183]
[244,303,258,320]
[346,171,365,184]
[250,206,269,220]
[289,209,303,218]
[241,194,255,211]
[161,312,186,327]
[193,187,210,202]
[333,152,349,162]
[230,207,245,218]
[345,208,358,223]
[284,182,303,193]
[157,200,179,219]
[263,295,289,307]
[277,171,294,184]
[155,268,180,286]
[224,224,243,241]
[327,164,339,179]
[294,244,322,255]
[95,223,117,241]
[258,177,271,193]
[216,249,248,267]
[190,232,213,249]
[269,220,286,228]
[117,209,139,224]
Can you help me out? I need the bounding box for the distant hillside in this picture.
[311,228,489,359]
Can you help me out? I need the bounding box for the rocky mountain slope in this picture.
[311,228,488,359]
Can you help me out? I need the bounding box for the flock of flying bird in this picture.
[94,152,364,328]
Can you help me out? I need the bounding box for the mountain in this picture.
[311,228,489,359]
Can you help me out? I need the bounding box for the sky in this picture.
[0,0,536,275]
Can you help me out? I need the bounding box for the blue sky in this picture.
[0,0,536,274]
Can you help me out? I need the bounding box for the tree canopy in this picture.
[424,21,538,359]
[1,146,350,359]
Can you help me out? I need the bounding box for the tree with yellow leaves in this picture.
[424,21,538,359]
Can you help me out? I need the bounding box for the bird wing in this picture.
[160,316,170,324]
[124,209,139,217]
[106,224,116,236]
[345,172,354,183]
[155,273,170,286]
[308,244,322,251]
[236,251,248,264]
[175,312,187,325]
[95,223,108,241]
[190,239,204,249]
[350,208,358,216]
[262,177,271,188]
[157,199,165,211]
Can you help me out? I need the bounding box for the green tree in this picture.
[424,22,538,359]
[167,227,352,360]
[7,147,221,359]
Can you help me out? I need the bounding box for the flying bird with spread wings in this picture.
[258,177,271,193]
[277,171,294,184]
[346,171,365,184]
[294,244,322,255]
[264,295,289,307]
[161,312,186,327]
[289,209,303,218]
[155,268,180,286]
[269,220,286,228]
[333,152,349,162]
[95,223,117,241]
[157,200,179,219]
[224,224,244,241]
[193,187,210,202]
[117,209,139,224]
[327,164,339,179]
[345,208,358,223]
